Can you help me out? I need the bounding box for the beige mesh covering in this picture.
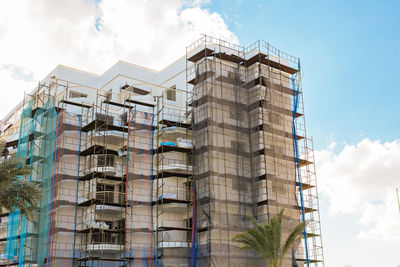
[186,35,324,267]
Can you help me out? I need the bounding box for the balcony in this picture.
[78,191,125,207]
[159,126,191,140]
[88,129,125,144]
[158,241,189,248]
[84,231,124,253]
[156,184,191,212]
[119,145,152,157]
[155,138,193,154]
[95,204,126,214]
[156,158,192,178]
[96,191,124,203]
[85,154,118,176]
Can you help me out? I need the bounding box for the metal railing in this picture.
[87,191,125,204]
[88,232,124,245]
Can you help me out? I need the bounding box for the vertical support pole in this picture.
[155,98,160,267]
[72,114,82,266]
[292,58,310,267]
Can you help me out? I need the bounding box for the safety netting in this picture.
[5,98,59,266]
[191,54,258,267]
[27,99,59,267]
[5,99,34,263]
[4,98,84,267]
[188,37,307,267]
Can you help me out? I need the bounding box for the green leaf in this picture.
[0,152,40,221]
[231,209,305,267]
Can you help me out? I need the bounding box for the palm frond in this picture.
[0,144,40,221]
[232,209,306,267]
[248,215,268,237]
[271,209,284,264]
[248,216,276,261]
[232,232,266,258]
[232,232,271,265]
[0,181,41,221]
[280,220,306,265]
[0,158,30,186]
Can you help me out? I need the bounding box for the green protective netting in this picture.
[18,101,43,266]
[5,99,34,262]
[5,98,58,266]
[33,99,58,266]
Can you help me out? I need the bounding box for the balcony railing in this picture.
[88,191,125,204]
[87,232,125,245]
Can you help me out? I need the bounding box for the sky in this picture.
[0,0,399,266]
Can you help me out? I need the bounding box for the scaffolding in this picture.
[5,97,35,265]
[124,99,155,265]
[0,35,324,267]
[3,86,83,267]
[155,95,193,266]
[44,108,82,266]
[185,35,324,266]
[62,87,159,267]
[75,92,129,266]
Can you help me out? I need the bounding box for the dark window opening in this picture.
[97,155,115,167]
[69,91,88,98]
[166,85,176,101]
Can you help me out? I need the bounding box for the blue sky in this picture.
[209,0,400,150]
[0,1,399,266]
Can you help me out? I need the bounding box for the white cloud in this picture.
[0,0,237,119]
[315,138,400,242]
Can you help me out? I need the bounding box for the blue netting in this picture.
[19,106,42,266]
[5,99,34,262]
[28,99,58,267]
[45,109,62,267]
[5,98,58,266]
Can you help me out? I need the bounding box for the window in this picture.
[227,71,238,80]
[69,91,87,98]
[166,85,176,101]
[185,217,193,242]
[95,113,114,124]
[97,155,115,167]
[120,112,128,125]
[120,84,129,90]
[119,183,126,193]
[105,91,112,101]
[96,183,114,192]
[96,183,115,202]
[117,219,125,230]
[183,182,192,201]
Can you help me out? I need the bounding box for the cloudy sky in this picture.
[1,0,399,266]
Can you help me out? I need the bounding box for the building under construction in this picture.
[0,35,324,267]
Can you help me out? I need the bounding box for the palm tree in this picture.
[0,142,41,221]
[232,209,306,267]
